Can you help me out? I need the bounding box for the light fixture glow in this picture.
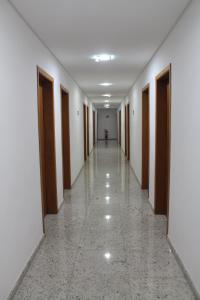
[104,100,109,103]
[104,104,110,108]
[99,83,113,87]
[105,196,110,204]
[105,183,110,188]
[105,215,112,221]
[102,94,111,98]
[104,252,111,260]
[106,173,110,178]
[92,54,115,63]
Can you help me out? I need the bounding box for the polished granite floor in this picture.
[12,141,196,300]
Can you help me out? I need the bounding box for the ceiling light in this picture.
[92,54,115,63]
[99,83,113,87]
[102,94,111,98]
[105,215,112,221]
[106,173,110,178]
[106,183,110,188]
[104,252,111,260]
[104,100,109,103]
[104,104,110,108]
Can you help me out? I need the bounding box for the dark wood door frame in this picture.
[142,84,150,190]
[155,64,171,230]
[87,106,89,156]
[125,106,127,156]
[127,104,130,160]
[83,104,87,161]
[37,67,58,231]
[61,85,71,191]
[93,111,96,146]
[119,110,121,145]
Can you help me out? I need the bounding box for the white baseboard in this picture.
[7,235,45,300]
[167,237,200,300]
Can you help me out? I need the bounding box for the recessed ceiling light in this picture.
[104,252,111,260]
[99,83,113,87]
[102,94,111,98]
[104,100,109,103]
[104,104,110,108]
[91,54,115,63]
[105,215,112,221]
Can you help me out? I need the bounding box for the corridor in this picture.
[12,142,195,300]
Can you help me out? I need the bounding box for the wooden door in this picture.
[83,104,87,161]
[142,85,150,190]
[127,104,130,160]
[155,65,171,225]
[38,85,47,217]
[119,110,121,145]
[37,67,58,230]
[93,111,95,146]
[87,106,89,156]
[125,106,127,156]
[61,87,71,190]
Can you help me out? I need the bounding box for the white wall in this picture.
[127,0,200,294]
[0,2,88,300]
[97,109,118,140]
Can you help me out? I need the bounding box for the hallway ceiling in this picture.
[10,0,190,105]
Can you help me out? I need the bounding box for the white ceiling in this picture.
[10,0,190,106]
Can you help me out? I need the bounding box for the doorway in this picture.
[61,86,71,190]
[93,111,96,146]
[155,65,171,222]
[87,106,89,156]
[142,85,150,191]
[119,110,121,145]
[37,67,58,227]
[127,104,130,161]
[125,106,127,156]
[83,104,87,161]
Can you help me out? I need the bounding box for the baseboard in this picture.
[71,164,85,188]
[129,164,155,213]
[167,237,200,300]
[7,234,45,300]
[58,196,64,211]
[129,164,141,187]
[70,145,94,189]
[129,162,199,298]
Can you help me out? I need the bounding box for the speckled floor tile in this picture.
[67,248,132,299]
[130,277,196,300]
[12,141,196,300]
